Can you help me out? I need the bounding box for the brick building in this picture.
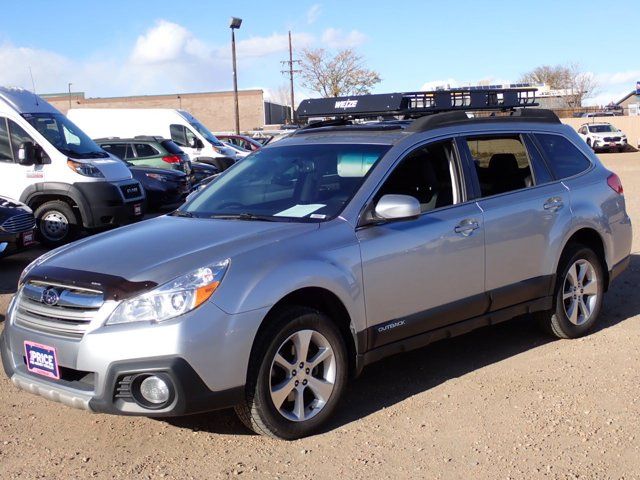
[42,89,289,132]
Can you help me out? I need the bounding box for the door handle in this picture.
[454,219,480,236]
[543,197,564,212]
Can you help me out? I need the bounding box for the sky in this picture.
[0,0,637,106]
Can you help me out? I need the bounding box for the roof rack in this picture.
[296,88,539,120]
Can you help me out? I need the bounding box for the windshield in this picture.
[23,113,108,158]
[180,143,391,221]
[589,124,617,133]
[189,120,224,146]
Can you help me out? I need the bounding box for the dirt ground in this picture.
[1,153,639,479]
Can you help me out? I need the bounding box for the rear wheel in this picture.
[537,245,604,338]
[34,201,79,247]
[235,307,348,440]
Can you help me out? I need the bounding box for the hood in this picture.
[70,153,133,181]
[31,215,318,290]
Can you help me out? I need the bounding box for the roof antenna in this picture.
[28,66,39,106]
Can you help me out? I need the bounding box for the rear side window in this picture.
[134,143,159,158]
[0,119,14,162]
[467,136,535,197]
[535,134,591,179]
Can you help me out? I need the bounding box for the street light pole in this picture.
[68,83,73,110]
[230,17,243,135]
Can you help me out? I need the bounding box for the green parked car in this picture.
[96,136,194,182]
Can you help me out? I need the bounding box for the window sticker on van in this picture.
[274,204,325,217]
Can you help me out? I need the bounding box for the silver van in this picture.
[1,90,632,439]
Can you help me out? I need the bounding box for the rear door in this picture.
[461,133,570,310]
[358,138,486,349]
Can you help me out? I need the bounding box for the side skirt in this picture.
[359,296,552,369]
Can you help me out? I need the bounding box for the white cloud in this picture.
[233,32,314,58]
[321,28,367,48]
[307,4,322,24]
[584,69,639,106]
[130,20,210,65]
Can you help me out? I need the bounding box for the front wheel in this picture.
[235,307,348,440]
[34,200,79,247]
[537,245,604,339]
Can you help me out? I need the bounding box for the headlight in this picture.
[18,247,65,286]
[67,159,104,178]
[145,173,169,182]
[106,260,230,325]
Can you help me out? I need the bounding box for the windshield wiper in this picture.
[170,210,195,218]
[209,213,279,222]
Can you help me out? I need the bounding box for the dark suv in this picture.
[0,196,36,257]
[96,137,194,183]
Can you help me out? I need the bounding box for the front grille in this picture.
[603,136,621,142]
[120,183,142,200]
[14,282,104,339]
[1,213,35,234]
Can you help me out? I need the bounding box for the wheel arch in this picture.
[249,286,362,379]
[556,227,610,291]
[20,183,89,227]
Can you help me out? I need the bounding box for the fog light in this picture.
[139,375,170,404]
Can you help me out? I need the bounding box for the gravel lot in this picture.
[1,153,639,479]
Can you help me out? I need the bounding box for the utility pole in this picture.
[229,17,243,134]
[280,31,301,124]
[68,83,73,110]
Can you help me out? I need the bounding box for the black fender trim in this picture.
[20,182,94,228]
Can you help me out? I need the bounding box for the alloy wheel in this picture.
[562,259,599,326]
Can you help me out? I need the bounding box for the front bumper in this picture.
[0,231,35,258]
[1,299,268,416]
[73,181,146,229]
[593,139,627,150]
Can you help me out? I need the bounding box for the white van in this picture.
[67,108,238,171]
[0,87,145,246]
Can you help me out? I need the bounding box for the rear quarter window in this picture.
[134,143,160,158]
[534,134,591,179]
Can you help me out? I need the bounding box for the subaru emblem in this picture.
[42,288,60,306]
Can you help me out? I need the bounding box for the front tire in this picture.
[235,307,348,440]
[537,245,604,339]
[34,200,79,247]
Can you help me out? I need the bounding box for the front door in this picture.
[357,139,486,350]
[0,117,43,201]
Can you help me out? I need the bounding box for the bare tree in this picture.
[299,48,381,98]
[520,63,597,107]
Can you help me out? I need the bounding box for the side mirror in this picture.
[374,194,421,220]
[189,137,204,149]
[18,141,37,166]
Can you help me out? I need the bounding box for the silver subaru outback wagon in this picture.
[1,90,632,439]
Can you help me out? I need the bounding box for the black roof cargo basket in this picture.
[297,88,539,120]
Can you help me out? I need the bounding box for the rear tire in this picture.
[235,306,348,440]
[34,201,79,247]
[536,245,605,339]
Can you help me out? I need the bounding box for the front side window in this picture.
[467,136,534,197]
[9,120,35,162]
[170,124,188,147]
[535,134,591,179]
[375,140,459,213]
[182,143,390,221]
[0,119,12,162]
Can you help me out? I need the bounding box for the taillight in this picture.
[607,173,623,195]
[162,155,181,164]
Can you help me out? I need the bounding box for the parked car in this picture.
[0,87,145,246]
[0,196,36,257]
[221,141,250,158]
[2,90,631,440]
[191,161,219,184]
[216,134,263,152]
[127,164,190,209]
[580,111,620,118]
[95,137,194,181]
[67,108,238,170]
[577,123,628,152]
